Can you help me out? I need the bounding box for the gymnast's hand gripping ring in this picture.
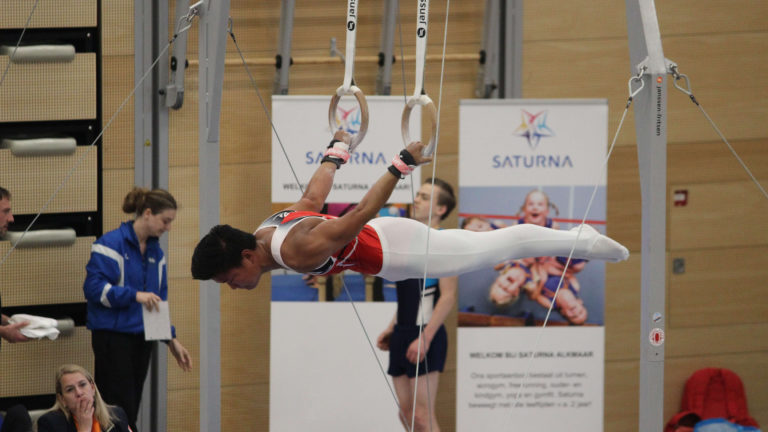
[401,94,438,157]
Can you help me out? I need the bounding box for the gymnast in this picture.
[190,131,629,289]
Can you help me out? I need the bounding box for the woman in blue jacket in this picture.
[83,188,191,432]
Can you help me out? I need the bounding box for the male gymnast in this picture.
[191,131,629,289]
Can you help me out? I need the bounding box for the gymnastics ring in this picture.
[401,94,438,157]
[328,84,369,151]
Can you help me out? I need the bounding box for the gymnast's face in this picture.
[523,191,549,226]
[0,197,13,237]
[213,249,262,290]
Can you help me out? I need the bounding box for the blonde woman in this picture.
[37,364,131,432]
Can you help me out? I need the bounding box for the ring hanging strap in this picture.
[401,0,437,156]
[328,0,369,150]
[413,0,429,98]
[342,0,358,92]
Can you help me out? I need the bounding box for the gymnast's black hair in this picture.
[191,224,257,280]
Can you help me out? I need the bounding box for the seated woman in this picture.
[37,364,131,432]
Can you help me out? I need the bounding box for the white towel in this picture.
[9,314,61,340]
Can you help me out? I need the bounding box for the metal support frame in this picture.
[135,1,171,430]
[475,0,499,98]
[135,1,153,187]
[273,0,295,95]
[500,0,523,98]
[198,1,230,431]
[475,0,522,99]
[626,1,668,430]
[375,0,399,95]
[166,0,191,109]
[151,0,171,430]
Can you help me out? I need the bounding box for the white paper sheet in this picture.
[142,301,172,341]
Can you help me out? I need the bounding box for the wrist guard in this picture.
[322,138,350,168]
[388,149,416,179]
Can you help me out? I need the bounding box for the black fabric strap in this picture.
[399,149,416,166]
[321,155,342,169]
[388,164,403,179]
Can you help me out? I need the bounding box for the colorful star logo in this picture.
[334,105,361,135]
[513,109,555,149]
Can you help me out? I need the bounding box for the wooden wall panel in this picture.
[524,0,768,42]
[605,360,639,432]
[662,33,768,145]
[525,0,627,41]
[222,384,268,431]
[167,278,200,390]
[220,278,269,388]
[0,0,96,29]
[0,237,94,306]
[101,1,133,56]
[167,388,199,432]
[167,78,198,169]
[669,140,768,185]
[669,246,768,328]
[102,55,135,170]
[523,39,640,148]
[605,255,642,361]
[0,54,97,122]
[168,166,199,279]
[0,147,97,214]
[101,168,134,233]
[608,145,642,251]
[657,1,768,36]
[667,322,768,358]
[668,181,768,250]
[221,163,272,231]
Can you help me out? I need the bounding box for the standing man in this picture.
[0,186,29,345]
[376,178,457,432]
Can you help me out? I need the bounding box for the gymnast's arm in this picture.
[282,141,432,271]
[286,130,350,213]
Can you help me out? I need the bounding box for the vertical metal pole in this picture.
[135,0,152,187]
[199,1,230,431]
[273,0,295,95]
[151,0,170,430]
[626,1,667,430]
[502,0,523,98]
[375,0,398,95]
[475,0,499,98]
[134,3,155,430]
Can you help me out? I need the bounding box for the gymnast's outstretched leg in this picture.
[369,217,629,281]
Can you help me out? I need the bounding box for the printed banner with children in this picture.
[456,99,608,431]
